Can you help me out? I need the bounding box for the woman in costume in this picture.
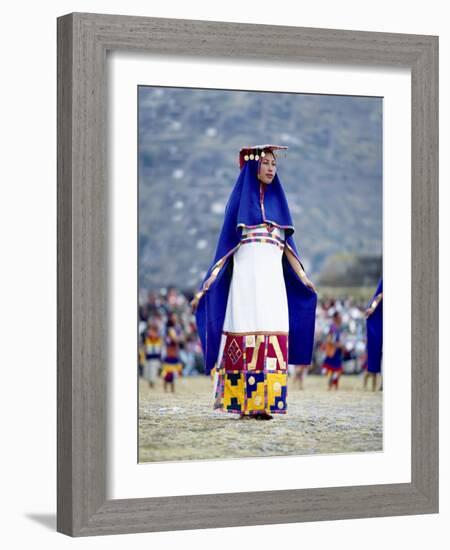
[143,323,163,388]
[191,145,317,420]
[160,315,184,393]
[364,278,383,391]
[322,311,344,390]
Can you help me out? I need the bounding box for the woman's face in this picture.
[258,152,276,184]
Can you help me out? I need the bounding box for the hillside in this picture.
[138,86,383,291]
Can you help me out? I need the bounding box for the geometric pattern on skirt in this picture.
[214,331,288,415]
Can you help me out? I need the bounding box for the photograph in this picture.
[137,85,383,463]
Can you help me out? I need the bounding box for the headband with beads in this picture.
[239,144,288,170]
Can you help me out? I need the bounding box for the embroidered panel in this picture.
[217,332,288,415]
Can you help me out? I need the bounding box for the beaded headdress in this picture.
[238,144,288,170]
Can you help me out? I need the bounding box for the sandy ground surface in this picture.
[139,374,382,462]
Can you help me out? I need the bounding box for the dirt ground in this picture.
[139,374,382,463]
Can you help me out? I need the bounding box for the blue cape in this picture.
[366,278,383,373]
[195,159,317,374]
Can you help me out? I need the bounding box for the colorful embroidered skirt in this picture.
[161,358,183,382]
[322,347,343,373]
[214,331,288,415]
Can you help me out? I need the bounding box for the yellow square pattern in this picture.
[267,373,287,409]
[246,380,265,412]
[223,373,245,411]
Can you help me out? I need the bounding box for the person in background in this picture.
[161,316,184,392]
[143,323,163,388]
[138,336,146,379]
[322,311,344,390]
[292,364,309,390]
[160,357,183,392]
[181,334,198,376]
[365,278,383,391]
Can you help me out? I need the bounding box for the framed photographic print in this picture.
[136,84,383,463]
[57,12,438,536]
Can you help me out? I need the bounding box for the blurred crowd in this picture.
[138,287,370,383]
[313,298,368,374]
[138,288,204,382]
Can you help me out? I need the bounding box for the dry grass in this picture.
[139,374,382,463]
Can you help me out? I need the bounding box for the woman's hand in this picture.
[190,295,200,313]
[365,306,375,319]
[365,294,382,318]
[190,266,223,314]
[284,246,317,294]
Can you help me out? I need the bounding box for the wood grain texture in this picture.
[58,12,109,535]
[57,12,439,537]
[57,13,74,535]
[410,36,439,506]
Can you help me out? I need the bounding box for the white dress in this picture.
[223,225,288,333]
[213,224,290,415]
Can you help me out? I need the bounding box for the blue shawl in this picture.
[366,278,383,374]
[195,159,317,374]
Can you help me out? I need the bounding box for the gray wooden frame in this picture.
[57,12,438,537]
